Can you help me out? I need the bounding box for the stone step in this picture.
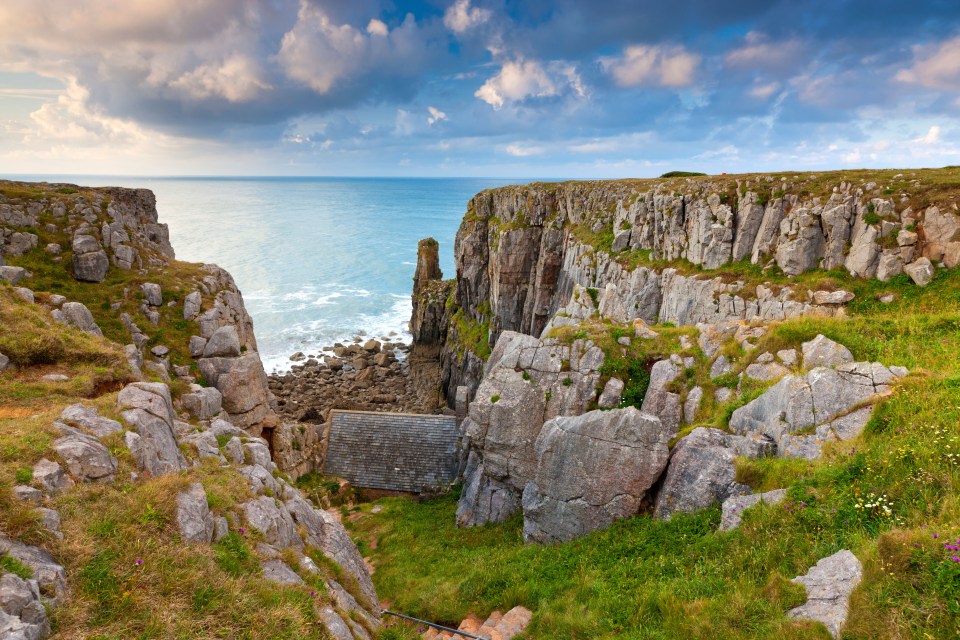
[420,606,532,640]
[492,606,533,639]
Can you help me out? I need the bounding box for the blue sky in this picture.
[0,0,958,177]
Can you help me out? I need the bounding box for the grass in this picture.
[347,269,960,639]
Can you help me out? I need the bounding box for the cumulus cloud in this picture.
[427,106,447,125]
[475,59,584,109]
[600,45,700,88]
[170,55,271,102]
[443,0,492,34]
[896,36,960,90]
[367,19,389,37]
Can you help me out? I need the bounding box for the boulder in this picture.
[202,326,241,358]
[5,232,38,257]
[683,386,703,424]
[640,358,683,433]
[787,550,862,638]
[13,486,41,505]
[32,459,74,496]
[904,257,935,286]
[801,335,853,370]
[12,288,34,304]
[317,605,353,640]
[710,354,733,379]
[730,363,904,456]
[720,488,788,531]
[0,352,9,371]
[241,496,303,550]
[59,404,122,437]
[197,354,271,433]
[811,290,854,305]
[653,428,754,519]
[58,302,103,337]
[181,387,223,420]
[183,291,202,321]
[52,426,117,483]
[0,536,68,607]
[71,235,109,282]
[117,382,188,476]
[261,559,304,585]
[141,283,162,307]
[0,266,27,285]
[743,362,788,381]
[0,572,51,639]
[189,336,207,358]
[176,482,215,544]
[697,323,738,358]
[597,378,624,409]
[522,408,671,543]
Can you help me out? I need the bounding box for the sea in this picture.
[15,176,523,373]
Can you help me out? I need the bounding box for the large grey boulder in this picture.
[59,404,121,438]
[0,266,27,285]
[117,382,187,476]
[801,335,853,370]
[597,378,624,409]
[202,326,241,358]
[183,291,202,320]
[0,572,51,639]
[787,550,862,638]
[57,302,103,337]
[181,387,222,420]
[175,482,214,544]
[640,358,683,433]
[456,332,605,528]
[71,235,109,282]
[730,363,904,457]
[904,257,935,286]
[5,232,38,257]
[241,496,303,551]
[653,428,755,519]
[52,426,117,483]
[197,354,271,433]
[522,408,671,544]
[141,283,162,307]
[720,488,787,531]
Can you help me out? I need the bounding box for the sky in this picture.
[0,0,959,178]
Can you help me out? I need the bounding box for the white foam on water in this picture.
[259,293,413,374]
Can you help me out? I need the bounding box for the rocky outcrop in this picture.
[175,482,215,544]
[117,382,188,476]
[730,359,907,460]
[521,408,671,543]
[653,428,772,520]
[456,331,604,527]
[787,550,862,638]
[198,354,272,434]
[720,488,787,531]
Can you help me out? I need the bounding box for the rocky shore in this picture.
[268,336,444,422]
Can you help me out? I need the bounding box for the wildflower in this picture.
[310,590,316,597]
[953,557,960,563]
[135,559,143,566]
[933,533,939,539]
[239,527,246,535]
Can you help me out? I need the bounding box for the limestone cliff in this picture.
[420,169,958,403]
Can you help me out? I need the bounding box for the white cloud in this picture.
[427,106,447,125]
[914,125,941,144]
[724,32,805,72]
[475,59,583,109]
[367,19,389,37]
[170,54,271,102]
[443,0,491,34]
[896,37,960,89]
[748,81,781,100]
[504,143,544,157]
[600,45,700,88]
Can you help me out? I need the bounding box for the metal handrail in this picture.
[381,609,490,639]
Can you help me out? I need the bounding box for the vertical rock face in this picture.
[455,332,605,527]
[521,408,671,544]
[408,238,453,410]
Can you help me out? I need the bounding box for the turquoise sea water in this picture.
[16,176,521,372]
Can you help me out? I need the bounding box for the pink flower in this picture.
[135,559,143,566]
[952,556,960,563]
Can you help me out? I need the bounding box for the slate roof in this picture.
[323,410,461,493]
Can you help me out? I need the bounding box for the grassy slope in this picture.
[0,183,370,638]
[348,266,960,640]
